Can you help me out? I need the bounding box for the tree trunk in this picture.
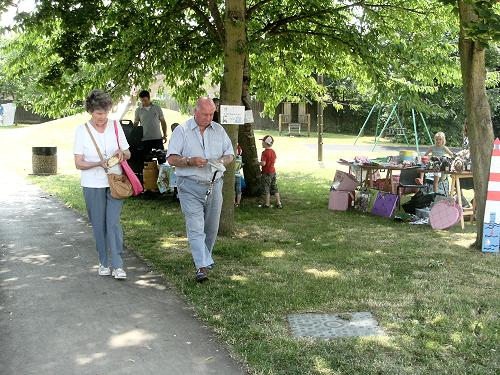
[238,54,261,197]
[238,127,261,196]
[219,0,246,235]
[458,1,494,248]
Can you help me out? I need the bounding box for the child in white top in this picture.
[420,132,454,192]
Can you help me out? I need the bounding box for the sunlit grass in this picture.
[4,114,499,374]
[304,268,341,279]
[29,172,499,375]
[261,250,286,258]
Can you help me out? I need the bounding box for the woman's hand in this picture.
[114,149,125,162]
[75,154,108,170]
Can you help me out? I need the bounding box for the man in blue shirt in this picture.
[167,97,234,282]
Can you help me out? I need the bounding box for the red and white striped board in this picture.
[482,138,500,253]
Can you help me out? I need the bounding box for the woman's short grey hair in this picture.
[85,89,113,113]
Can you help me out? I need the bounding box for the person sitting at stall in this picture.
[417,131,454,193]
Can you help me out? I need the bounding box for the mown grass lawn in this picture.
[29,172,498,375]
[3,114,499,374]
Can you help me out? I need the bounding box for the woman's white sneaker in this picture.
[98,265,111,276]
[112,268,127,279]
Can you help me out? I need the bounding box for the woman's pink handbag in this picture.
[114,121,143,196]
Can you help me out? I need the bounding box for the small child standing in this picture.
[234,144,243,207]
[421,131,454,192]
[259,135,282,208]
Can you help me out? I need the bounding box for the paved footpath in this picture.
[0,174,245,375]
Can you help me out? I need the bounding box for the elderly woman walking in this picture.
[73,89,131,279]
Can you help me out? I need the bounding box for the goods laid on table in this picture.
[334,153,471,228]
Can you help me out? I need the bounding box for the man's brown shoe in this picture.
[195,267,208,283]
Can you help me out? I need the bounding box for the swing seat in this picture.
[395,127,406,136]
[387,127,405,136]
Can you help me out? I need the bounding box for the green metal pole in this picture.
[420,112,434,145]
[372,102,398,151]
[374,106,382,143]
[354,104,376,145]
[412,109,420,153]
[317,74,324,161]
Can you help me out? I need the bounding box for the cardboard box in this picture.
[331,171,358,191]
[328,191,354,211]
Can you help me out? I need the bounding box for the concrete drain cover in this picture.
[288,312,384,339]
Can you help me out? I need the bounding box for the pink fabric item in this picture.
[114,121,143,196]
[429,200,461,230]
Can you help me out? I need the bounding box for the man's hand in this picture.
[190,157,208,168]
[218,154,233,166]
[162,135,167,144]
[167,155,208,168]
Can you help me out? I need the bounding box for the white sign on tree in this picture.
[220,105,245,125]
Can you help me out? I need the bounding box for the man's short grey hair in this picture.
[85,89,113,113]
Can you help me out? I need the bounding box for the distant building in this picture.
[0,100,53,125]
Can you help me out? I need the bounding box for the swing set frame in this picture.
[354,99,434,152]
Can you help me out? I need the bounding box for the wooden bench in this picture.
[288,122,301,136]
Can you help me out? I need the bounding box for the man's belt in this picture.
[181,176,221,185]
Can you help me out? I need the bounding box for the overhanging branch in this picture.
[246,0,274,19]
[208,0,225,44]
[186,1,220,44]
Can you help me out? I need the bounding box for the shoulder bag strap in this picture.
[113,120,121,148]
[84,123,108,172]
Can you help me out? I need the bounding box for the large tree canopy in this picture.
[2,0,482,234]
[1,0,460,117]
